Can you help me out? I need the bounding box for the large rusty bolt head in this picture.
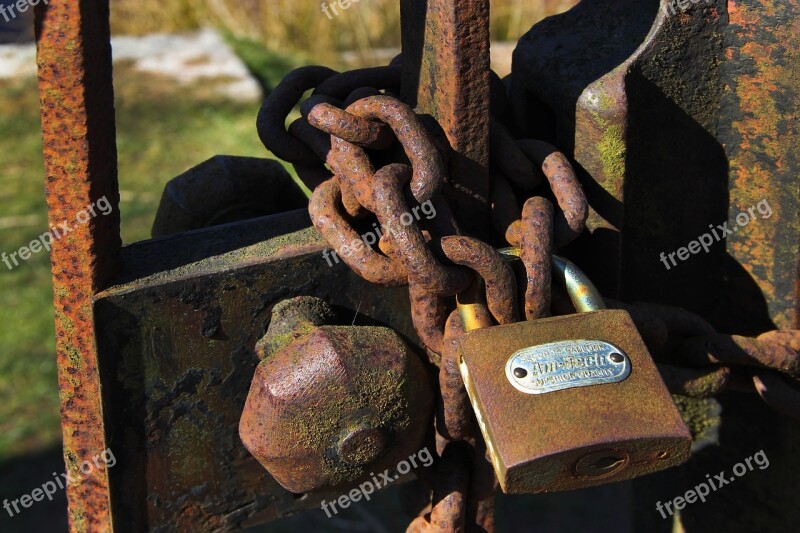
[239,314,434,494]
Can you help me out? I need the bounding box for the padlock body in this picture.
[458,309,691,494]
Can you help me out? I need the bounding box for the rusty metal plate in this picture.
[504,339,631,394]
[94,210,421,531]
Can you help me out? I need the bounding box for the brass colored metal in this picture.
[457,260,691,493]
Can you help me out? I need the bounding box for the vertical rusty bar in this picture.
[721,0,800,331]
[400,2,494,529]
[35,1,121,530]
[400,0,491,236]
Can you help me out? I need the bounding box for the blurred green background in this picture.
[0,1,576,530]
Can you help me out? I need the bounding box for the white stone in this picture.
[0,29,262,101]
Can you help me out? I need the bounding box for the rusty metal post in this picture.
[400,1,495,528]
[400,0,492,237]
[35,1,121,530]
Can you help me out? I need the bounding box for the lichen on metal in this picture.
[36,1,121,531]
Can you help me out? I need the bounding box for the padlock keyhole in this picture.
[575,450,628,477]
[589,455,625,471]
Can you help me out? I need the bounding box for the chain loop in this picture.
[257,65,338,164]
[309,178,407,286]
[440,236,518,325]
[520,197,554,320]
[347,96,447,204]
[371,164,471,296]
[517,139,588,247]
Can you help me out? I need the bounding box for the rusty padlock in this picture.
[239,296,434,494]
[457,256,691,493]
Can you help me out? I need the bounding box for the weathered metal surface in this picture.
[512,0,661,292]
[678,333,800,379]
[409,280,447,357]
[520,197,554,320]
[35,1,121,531]
[720,0,800,331]
[256,65,338,164]
[406,442,471,533]
[94,211,422,530]
[239,297,433,493]
[428,442,471,531]
[313,66,401,100]
[347,97,446,204]
[437,311,474,442]
[516,140,588,248]
[306,99,394,150]
[439,236,518,325]
[513,3,800,527]
[309,178,407,286]
[400,0,491,236]
[151,156,308,237]
[458,309,692,494]
[371,164,471,296]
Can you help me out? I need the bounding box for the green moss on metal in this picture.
[672,395,720,442]
[597,123,626,180]
[280,328,416,487]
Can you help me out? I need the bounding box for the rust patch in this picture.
[440,236,518,325]
[35,1,122,530]
[371,164,470,296]
[437,311,474,441]
[723,0,800,329]
[517,140,588,247]
[401,0,491,235]
[308,179,407,286]
[409,280,448,356]
[520,197,554,320]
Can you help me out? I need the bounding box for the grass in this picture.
[110,0,578,63]
[0,45,304,461]
[0,79,62,459]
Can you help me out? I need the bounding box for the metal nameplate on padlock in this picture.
[506,339,631,394]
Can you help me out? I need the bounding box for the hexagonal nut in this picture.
[151,155,308,237]
[239,325,434,494]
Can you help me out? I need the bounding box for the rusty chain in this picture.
[257,61,800,531]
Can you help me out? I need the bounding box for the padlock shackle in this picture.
[551,256,606,313]
[498,248,606,313]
